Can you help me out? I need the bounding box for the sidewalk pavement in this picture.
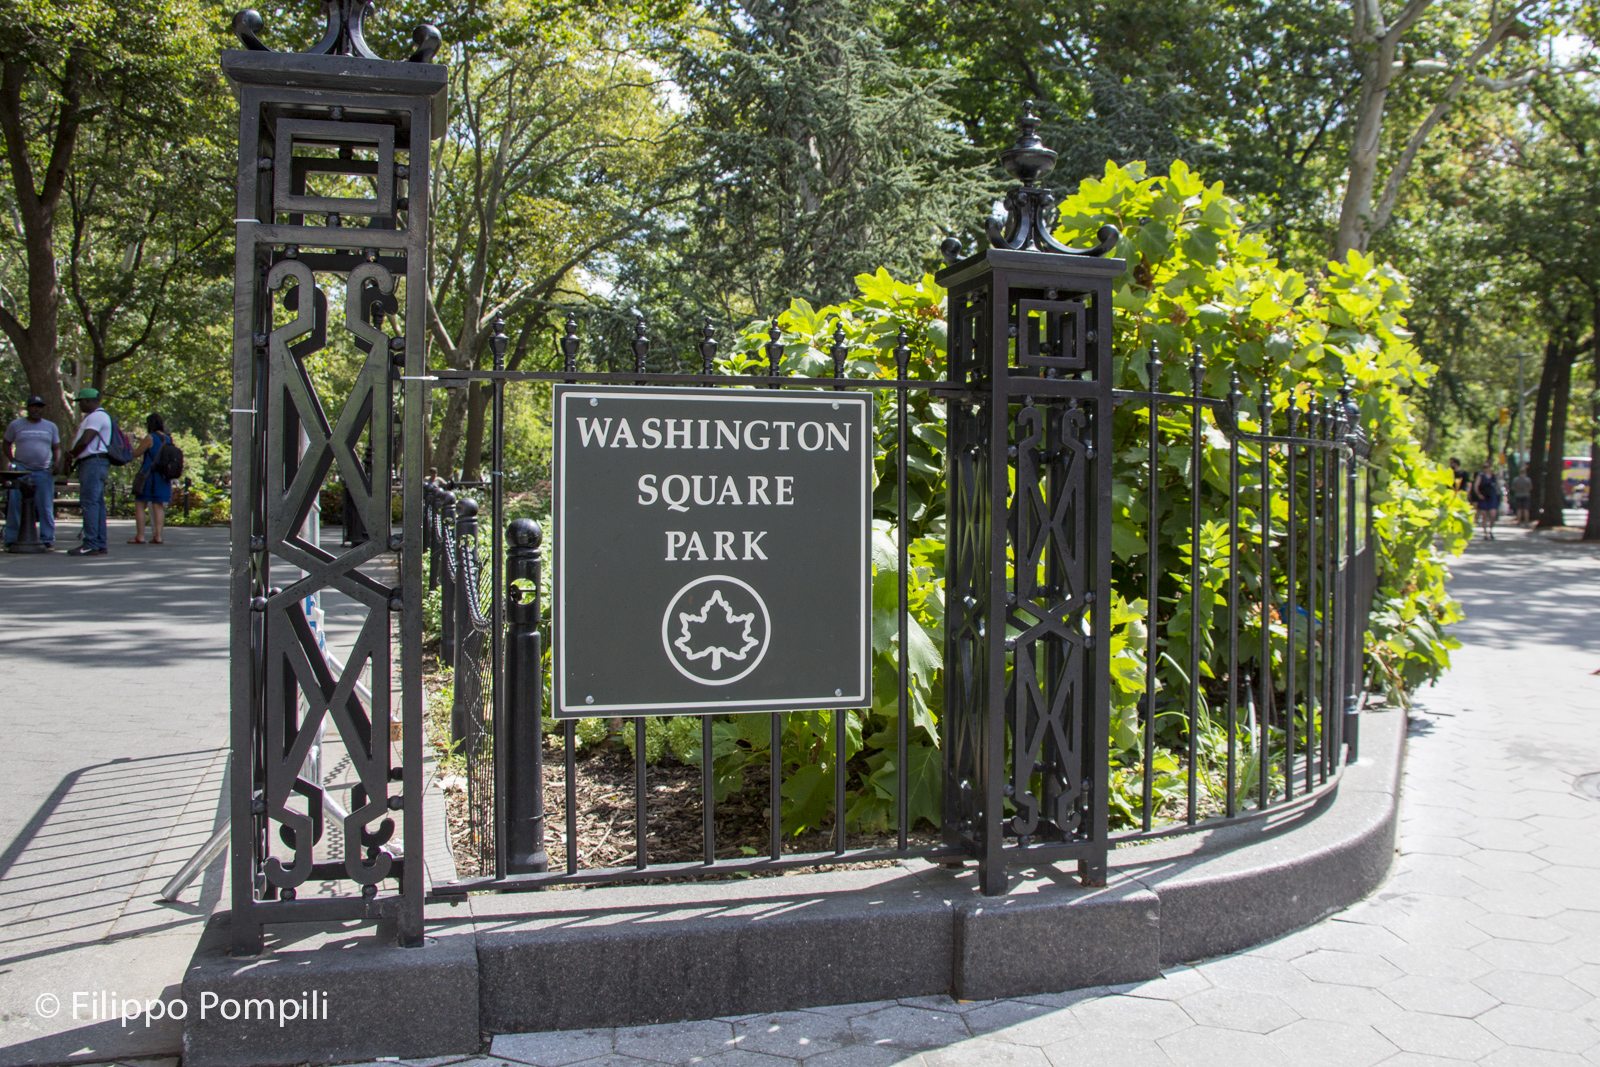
[437,523,1600,1067]
[0,523,230,1066]
[6,520,1599,1067]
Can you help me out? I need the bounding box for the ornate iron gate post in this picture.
[938,107,1123,895]
[225,4,445,954]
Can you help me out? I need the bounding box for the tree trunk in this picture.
[1526,338,1558,517]
[461,382,490,483]
[0,57,84,433]
[1333,35,1399,259]
[433,387,471,481]
[1538,345,1575,529]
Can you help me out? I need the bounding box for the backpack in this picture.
[105,414,135,466]
[154,437,184,480]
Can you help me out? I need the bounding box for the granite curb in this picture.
[177,706,1404,1064]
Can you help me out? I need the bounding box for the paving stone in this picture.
[1068,994,1191,1040]
[923,1039,1047,1067]
[684,1051,797,1067]
[1263,1019,1398,1067]
[614,1021,737,1063]
[847,1006,969,1051]
[1292,949,1406,988]
[1016,986,1110,1010]
[1473,939,1584,976]
[1374,1013,1505,1061]
[1479,1049,1593,1067]
[895,996,997,1015]
[1470,913,1572,943]
[729,1013,852,1059]
[1155,1025,1282,1067]
[799,1001,897,1020]
[1369,1054,1478,1066]
[957,1000,1058,1040]
[1040,1032,1175,1067]
[792,1046,904,1067]
[1379,975,1499,1018]
[1175,988,1299,1033]
[492,1031,615,1066]
[1472,969,1594,1010]
[1193,955,1314,996]
[1476,1004,1600,1054]
[1277,982,1407,1026]
[1305,920,1410,956]
[1570,966,1600,997]
[1118,965,1212,1001]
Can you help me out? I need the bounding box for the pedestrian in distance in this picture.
[1511,465,1533,526]
[129,413,174,544]
[1470,461,1501,541]
[1448,457,1470,494]
[65,387,113,556]
[3,395,61,550]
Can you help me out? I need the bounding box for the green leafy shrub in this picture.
[689,159,1467,832]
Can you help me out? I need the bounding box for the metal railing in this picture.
[417,330,1377,897]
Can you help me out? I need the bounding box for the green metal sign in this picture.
[552,385,872,718]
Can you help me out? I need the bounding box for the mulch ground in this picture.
[425,657,939,883]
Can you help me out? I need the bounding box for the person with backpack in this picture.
[129,413,180,544]
[65,387,116,556]
[1469,461,1502,541]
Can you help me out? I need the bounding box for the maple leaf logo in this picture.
[674,589,760,671]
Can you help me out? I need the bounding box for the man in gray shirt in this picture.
[1512,466,1533,526]
[3,396,61,548]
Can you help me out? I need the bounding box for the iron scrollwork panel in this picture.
[1006,399,1093,841]
[255,256,400,893]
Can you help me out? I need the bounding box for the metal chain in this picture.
[457,534,493,631]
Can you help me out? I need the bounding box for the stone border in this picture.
[179,707,1403,1066]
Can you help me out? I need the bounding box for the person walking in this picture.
[1511,465,1533,526]
[128,414,173,544]
[65,387,112,556]
[3,396,61,549]
[1470,462,1502,540]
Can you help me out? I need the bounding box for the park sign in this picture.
[552,385,872,718]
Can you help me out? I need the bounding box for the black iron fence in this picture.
[419,328,1376,899]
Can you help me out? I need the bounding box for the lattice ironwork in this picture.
[225,3,444,953]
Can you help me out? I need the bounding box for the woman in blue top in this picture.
[129,413,173,544]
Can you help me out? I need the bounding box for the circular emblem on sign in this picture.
[661,575,772,686]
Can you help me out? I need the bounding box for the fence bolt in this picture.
[505,517,549,874]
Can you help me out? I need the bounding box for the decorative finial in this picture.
[560,312,579,372]
[1000,101,1055,187]
[699,319,718,376]
[231,0,442,63]
[982,101,1120,259]
[829,324,848,380]
[631,313,649,375]
[1227,370,1243,411]
[1145,344,1163,391]
[765,322,783,378]
[894,328,911,379]
[1189,350,1204,395]
[489,314,507,371]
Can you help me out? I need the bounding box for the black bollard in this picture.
[7,475,46,554]
[505,518,548,873]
